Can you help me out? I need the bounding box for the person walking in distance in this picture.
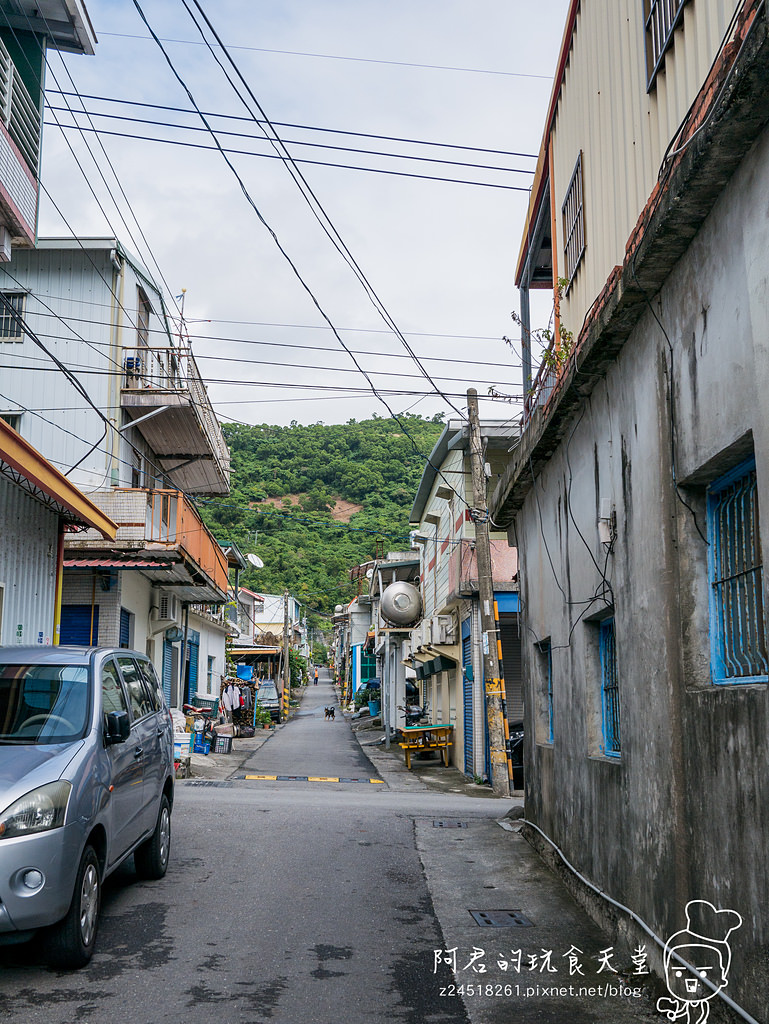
[314,667,319,685]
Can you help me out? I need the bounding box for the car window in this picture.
[116,657,154,721]
[0,663,90,743]
[102,660,129,718]
[137,659,163,712]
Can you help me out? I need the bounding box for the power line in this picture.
[97,31,554,80]
[130,0,475,514]
[47,90,539,160]
[183,0,469,425]
[0,289,522,370]
[48,123,532,191]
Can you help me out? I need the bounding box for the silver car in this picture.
[0,646,174,968]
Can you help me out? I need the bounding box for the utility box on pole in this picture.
[467,389,512,797]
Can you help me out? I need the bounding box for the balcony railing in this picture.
[145,489,229,592]
[0,36,40,173]
[122,344,230,474]
[523,341,560,424]
[68,487,229,597]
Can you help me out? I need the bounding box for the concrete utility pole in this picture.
[282,590,290,721]
[467,388,511,797]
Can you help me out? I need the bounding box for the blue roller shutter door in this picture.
[162,639,173,705]
[119,608,131,648]
[187,630,200,703]
[462,618,473,776]
[60,605,99,645]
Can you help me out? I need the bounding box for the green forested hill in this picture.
[198,414,445,623]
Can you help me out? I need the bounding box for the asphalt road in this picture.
[0,672,660,1024]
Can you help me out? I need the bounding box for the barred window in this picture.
[644,0,691,90]
[707,458,767,683]
[600,618,620,756]
[562,152,585,288]
[137,288,152,346]
[0,292,25,340]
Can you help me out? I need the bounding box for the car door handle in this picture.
[157,728,166,737]
[134,746,143,759]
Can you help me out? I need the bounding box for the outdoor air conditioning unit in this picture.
[159,594,178,621]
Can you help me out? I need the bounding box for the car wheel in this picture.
[45,845,101,969]
[134,795,171,880]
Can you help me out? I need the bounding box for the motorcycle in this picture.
[398,702,429,727]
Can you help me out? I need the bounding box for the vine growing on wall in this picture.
[505,278,575,385]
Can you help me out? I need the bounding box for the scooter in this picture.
[398,702,429,727]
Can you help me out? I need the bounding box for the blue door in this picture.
[462,618,473,776]
[119,608,131,648]
[186,630,200,704]
[60,604,99,645]
[162,640,173,705]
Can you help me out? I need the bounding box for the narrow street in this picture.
[0,673,659,1024]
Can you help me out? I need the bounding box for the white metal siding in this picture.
[552,0,737,333]
[0,477,57,645]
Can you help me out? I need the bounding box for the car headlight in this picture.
[0,782,72,839]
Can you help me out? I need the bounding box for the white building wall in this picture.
[189,611,227,699]
[0,242,168,491]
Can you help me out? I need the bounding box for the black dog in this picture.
[324,706,335,720]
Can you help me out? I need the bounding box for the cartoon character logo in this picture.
[657,900,742,1023]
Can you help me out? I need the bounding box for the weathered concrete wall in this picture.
[517,124,769,1020]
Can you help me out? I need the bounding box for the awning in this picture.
[0,420,117,540]
[64,558,168,569]
[230,647,282,657]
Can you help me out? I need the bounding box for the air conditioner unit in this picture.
[433,615,457,645]
[159,594,178,620]
[420,619,433,647]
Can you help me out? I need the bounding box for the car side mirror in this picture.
[105,710,131,744]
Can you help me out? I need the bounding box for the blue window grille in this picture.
[599,618,620,757]
[707,458,767,684]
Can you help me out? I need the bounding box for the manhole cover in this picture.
[469,910,534,928]
[182,780,235,788]
[433,820,468,829]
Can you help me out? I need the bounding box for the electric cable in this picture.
[98,31,554,80]
[47,89,539,160]
[45,103,537,178]
[49,123,530,191]
[131,0,476,513]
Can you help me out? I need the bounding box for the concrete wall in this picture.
[516,122,769,1019]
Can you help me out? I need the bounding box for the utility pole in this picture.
[467,388,511,797]
[282,590,290,721]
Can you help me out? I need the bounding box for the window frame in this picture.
[644,0,692,91]
[599,617,621,757]
[706,456,767,685]
[0,291,26,341]
[562,152,585,289]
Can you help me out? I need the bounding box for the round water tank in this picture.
[334,605,344,614]
[380,582,422,626]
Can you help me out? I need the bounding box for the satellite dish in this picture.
[246,553,264,569]
[365,568,374,579]
[165,626,184,643]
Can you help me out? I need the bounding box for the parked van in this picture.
[0,646,174,967]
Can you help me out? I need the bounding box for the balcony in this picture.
[0,34,40,245]
[447,539,518,602]
[64,488,229,603]
[121,345,230,495]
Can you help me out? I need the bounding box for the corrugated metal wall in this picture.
[0,478,57,645]
[552,0,737,334]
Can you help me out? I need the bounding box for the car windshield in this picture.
[0,664,90,744]
[257,684,278,703]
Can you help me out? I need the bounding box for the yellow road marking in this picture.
[308,776,339,782]
[245,774,277,780]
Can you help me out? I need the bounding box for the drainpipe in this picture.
[52,522,65,645]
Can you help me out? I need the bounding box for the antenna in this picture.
[246,553,264,569]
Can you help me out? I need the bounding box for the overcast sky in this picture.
[40,0,569,428]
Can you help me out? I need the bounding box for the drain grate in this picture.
[433,820,468,829]
[182,780,235,788]
[469,910,534,928]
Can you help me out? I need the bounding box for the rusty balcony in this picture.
[64,488,229,604]
[121,345,230,495]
